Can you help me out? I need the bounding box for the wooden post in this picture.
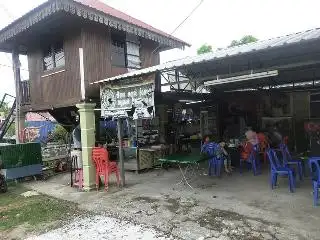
[12,50,21,144]
[117,118,125,186]
[154,71,161,92]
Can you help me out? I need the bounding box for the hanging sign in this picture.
[101,81,154,119]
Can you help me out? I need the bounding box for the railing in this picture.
[20,80,31,105]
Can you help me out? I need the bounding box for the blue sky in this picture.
[0,0,320,98]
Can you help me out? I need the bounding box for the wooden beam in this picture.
[117,119,125,186]
[12,49,21,143]
[154,71,161,92]
[79,48,86,100]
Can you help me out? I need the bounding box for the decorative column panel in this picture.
[76,103,96,191]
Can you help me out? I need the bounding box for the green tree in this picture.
[0,102,15,137]
[229,35,258,47]
[0,102,10,115]
[197,44,213,55]
[52,124,68,143]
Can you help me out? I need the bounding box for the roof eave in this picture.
[0,0,189,51]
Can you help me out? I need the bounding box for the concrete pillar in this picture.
[76,103,96,191]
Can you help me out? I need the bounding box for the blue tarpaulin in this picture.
[25,121,57,142]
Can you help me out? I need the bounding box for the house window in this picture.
[111,33,141,69]
[126,41,141,69]
[43,40,65,71]
[111,34,126,68]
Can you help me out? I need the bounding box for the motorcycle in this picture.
[0,160,7,193]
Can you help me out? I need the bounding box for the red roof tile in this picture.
[75,0,189,45]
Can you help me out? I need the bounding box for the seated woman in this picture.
[240,129,255,162]
[201,136,232,174]
[245,128,258,146]
[201,135,216,154]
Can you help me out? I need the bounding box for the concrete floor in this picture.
[25,165,320,240]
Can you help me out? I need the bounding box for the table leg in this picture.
[175,164,190,185]
[178,164,194,189]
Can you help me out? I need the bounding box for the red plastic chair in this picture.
[257,133,269,164]
[92,147,121,191]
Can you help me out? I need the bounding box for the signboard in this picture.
[101,82,154,119]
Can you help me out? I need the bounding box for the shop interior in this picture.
[97,86,317,171]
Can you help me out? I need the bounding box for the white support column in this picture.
[76,103,96,191]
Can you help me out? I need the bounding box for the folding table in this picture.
[158,154,208,189]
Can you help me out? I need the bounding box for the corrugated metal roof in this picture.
[75,0,189,46]
[26,112,56,122]
[93,28,320,84]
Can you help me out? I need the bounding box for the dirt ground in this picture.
[22,167,320,240]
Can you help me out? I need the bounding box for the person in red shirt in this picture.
[240,141,253,161]
[257,131,269,163]
[241,128,257,161]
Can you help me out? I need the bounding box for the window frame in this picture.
[111,33,127,68]
[126,41,141,70]
[42,40,65,72]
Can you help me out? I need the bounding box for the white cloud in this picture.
[0,0,320,97]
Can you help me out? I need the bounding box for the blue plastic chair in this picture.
[266,148,296,193]
[202,142,223,177]
[308,158,320,206]
[240,144,261,176]
[279,144,303,181]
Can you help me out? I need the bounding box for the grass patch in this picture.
[0,184,81,232]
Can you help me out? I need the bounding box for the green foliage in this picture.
[197,44,213,55]
[0,103,8,115]
[52,124,68,143]
[0,101,15,138]
[229,35,258,47]
[0,185,80,231]
[5,124,15,138]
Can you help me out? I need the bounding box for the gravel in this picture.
[26,215,173,240]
